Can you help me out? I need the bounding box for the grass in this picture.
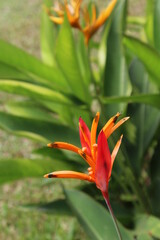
[0,179,88,240]
[0,0,146,239]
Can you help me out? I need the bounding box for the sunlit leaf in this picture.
[40,0,57,66]
[104,0,132,116]
[101,94,160,109]
[0,80,73,105]
[145,0,154,45]
[55,15,90,102]
[0,62,28,80]
[0,39,70,92]
[154,0,160,51]
[76,32,91,86]
[5,100,56,123]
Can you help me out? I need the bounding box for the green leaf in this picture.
[135,214,160,239]
[101,94,160,109]
[0,80,72,105]
[127,58,160,173]
[98,19,112,81]
[76,32,91,86]
[145,0,154,45]
[0,62,28,80]
[55,15,90,102]
[65,189,132,240]
[123,35,160,87]
[0,158,53,184]
[127,16,146,26]
[154,0,160,52]
[5,100,56,123]
[40,0,57,66]
[24,199,72,216]
[0,39,70,92]
[0,111,79,143]
[0,156,84,185]
[33,147,86,170]
[103,0,131,116]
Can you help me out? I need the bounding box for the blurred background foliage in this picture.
[0,0,160,239]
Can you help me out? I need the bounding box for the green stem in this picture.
[102,191,122,240]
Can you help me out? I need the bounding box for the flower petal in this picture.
[95,130,111,192]
[110,117,130,136]
[109,135,123,178]
[47,142,80,154]
[103,112,120,139]
[94,0,117,30]
[44,170,94,182]
[79,117,91,155]
[91,112,100,147]
[91,112,100,160]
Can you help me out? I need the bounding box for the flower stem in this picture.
[102,191,122,240]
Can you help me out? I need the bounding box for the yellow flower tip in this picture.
[47,143,54,148]
[44,173,49,178]
[120,134,123,140]
[122,116,130,122]
[44,173,55,178]
[95,111,100,120]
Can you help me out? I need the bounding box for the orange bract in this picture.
[82,0,117,44]
[45,0,82,29]
[44,112,129,192]
[45,0,117,44]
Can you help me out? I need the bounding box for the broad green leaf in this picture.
[103,0,131,116]
[76,31,91,86]
[154,0,160,52]
[0,111,79,143]
[145,0,154,45]
[0,39,70,92]
[127,58,160,173]
[40,0,57,66]
[0,62,28,80]
[123,36,160,87]
[0,157,83,185]
[0,158,53,184]
[0,80,72,105]
[135,214,160,239]
[136,234,152,240]
[101,94,160,109]
[127,16,146,26]
[65,189,132,240]
[24,199,72,216]
[33,147,86,170]
[55,15,90,103]
[5,100,56,123]
[38,98,90,127]
[98,19,112,81]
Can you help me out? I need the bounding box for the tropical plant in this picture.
[0,0,160,239]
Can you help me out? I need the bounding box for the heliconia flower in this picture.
[44,112,129,193]
[82,0,117,44]
[45,0,82,29]
[45,0,117,44]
